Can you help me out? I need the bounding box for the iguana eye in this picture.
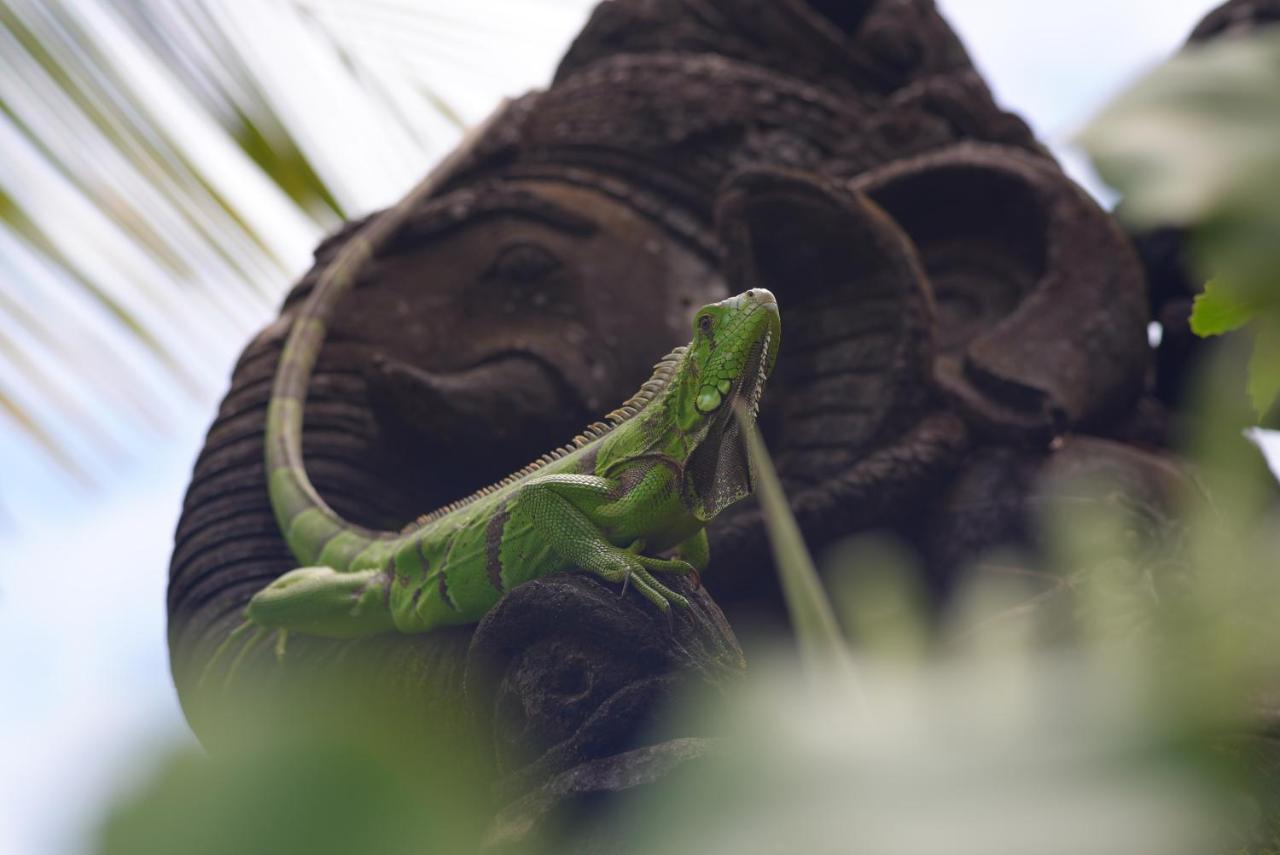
[698,314,714,335]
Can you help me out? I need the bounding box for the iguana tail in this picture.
[264,103,510,568]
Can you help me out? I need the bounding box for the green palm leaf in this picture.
[0,0,593,491]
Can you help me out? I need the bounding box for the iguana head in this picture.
[673,288,781,522]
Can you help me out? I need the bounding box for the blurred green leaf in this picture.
[1080,30,1280,239]
[0,386,91,486]
[616,656,1237,855]
[1081,30,1280,424]
[1248,319,1280,420]
[735,410,848,654]
[1187,279,1280,417]
[1191,279,1263,338]
[823,534,930,660]
[612,349,1280,855]
[97,687,489,855]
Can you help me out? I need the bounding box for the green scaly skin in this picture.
[207,285,780,681]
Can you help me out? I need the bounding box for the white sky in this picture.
[0,2,1247,853]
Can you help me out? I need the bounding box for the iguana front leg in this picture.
[670,529,710,575]
[517,474,696,611]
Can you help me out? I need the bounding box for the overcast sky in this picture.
[0,2,1234,853]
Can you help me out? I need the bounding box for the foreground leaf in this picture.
[1081,30,1280,424]
[1190,279,1262,338]
[734,405,865,707]
[1248,319,1280,420]
[1080,30,1280,234]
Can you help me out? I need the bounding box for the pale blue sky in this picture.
[0,2,1244,852]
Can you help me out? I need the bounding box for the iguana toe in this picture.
[635,555,698,576]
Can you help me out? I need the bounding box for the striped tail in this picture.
[264,102,511,570]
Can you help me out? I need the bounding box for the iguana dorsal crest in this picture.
[411,345,689,527]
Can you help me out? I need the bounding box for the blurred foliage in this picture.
[98,684,490,855]
[98,353,1280,854]
[660,354,1278,855]
[1081,29,1280,419]
[737,405,861,689]
[100,1,346,217]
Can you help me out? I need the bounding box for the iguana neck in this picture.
[597,311,775,522]
[594,343,740,517]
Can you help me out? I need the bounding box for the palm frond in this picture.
[0,0,594,496]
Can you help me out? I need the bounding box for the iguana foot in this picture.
[200,613,299,691]
[601,541,694,612]
[199,619,273,690]
[625,539,698,576]
[624,566,691,613]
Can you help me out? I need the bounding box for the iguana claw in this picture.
[198,618,289,691]
[627,567,691,612]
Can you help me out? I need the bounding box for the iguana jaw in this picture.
[682,291,779,522]
[707,290,779,423]
[737,328,773,420]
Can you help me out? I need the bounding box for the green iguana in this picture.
[206,279,780,676]
[202,102,781,674]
